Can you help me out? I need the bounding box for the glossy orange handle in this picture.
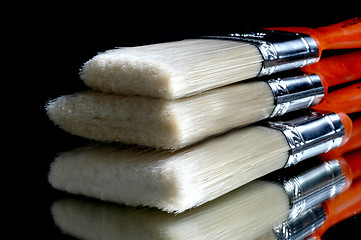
[308,180,361,239]
[269,17,361,51]
[301,50,361,88]
[311,82,361,147]
[312,82,361,114]
[335,113,352,150]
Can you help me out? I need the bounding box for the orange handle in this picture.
[312,82,361,114]
[312,82,360,147]
[334,113,352,153]
[268,17,361,51]
[308,180,361,239]
[301,50,361,88]
[320,117,361,159]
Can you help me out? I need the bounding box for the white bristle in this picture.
[45,81,275,149]
[80,39,263,99]
[51,180,289,240]
[255,231,279,240]
[48,125,290,213]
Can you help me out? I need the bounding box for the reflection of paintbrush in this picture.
[46,51,361,150]
[282,147,361,219]
[272,176,361,240]
[51,182,294,240]
[50,148,361,240]
[80,18,361,99]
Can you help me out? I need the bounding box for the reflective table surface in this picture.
[19,6,360,239]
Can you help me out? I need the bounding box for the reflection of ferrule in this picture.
[284,160,345,219]
[266,112,345,167]
[273,205,326,240]
[204,29,319,75]
[268,74,325,117]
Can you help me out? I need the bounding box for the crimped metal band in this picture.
[267,74,325,117]
[203,29,319,75]
[266,112,345,167]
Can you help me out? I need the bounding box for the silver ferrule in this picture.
[268,74,325,117]
[273,205,326,240]
[204,29,319,75]
[266,112,345,167]
[284,160,346,219]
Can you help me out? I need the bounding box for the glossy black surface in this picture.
[17,5,360,239]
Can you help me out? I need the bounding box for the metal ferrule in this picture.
[284,160,345,219]
[266,112,345,167]
[273,205,326,240]
[268,74,325,117]
[203,29,319,76]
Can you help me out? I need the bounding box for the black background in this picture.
[11,3,360,239]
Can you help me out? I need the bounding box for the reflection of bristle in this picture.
[51,180,289,240]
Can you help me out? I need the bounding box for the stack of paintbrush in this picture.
[47,18,361,236]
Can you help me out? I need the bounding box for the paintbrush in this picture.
[272,176,361,240]
[46,51,361,149]
[48,84,360,213]
[50,147,361,240]
[80,18,361,99]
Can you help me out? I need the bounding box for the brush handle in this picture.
[335,113,353,148]
[311,82,361,114]
[269,17,361,51]
[307,180,361,240]
[301,50,361,88]
[312,82,360,147]
[320,117,361,159]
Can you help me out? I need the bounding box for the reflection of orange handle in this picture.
[337,148,361,192]
[320,117,361,159]
[344,148,361,182]
[308,180,361,240]
[269,17,361,51]
[301,50,361,88]
[312,82,361,114]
